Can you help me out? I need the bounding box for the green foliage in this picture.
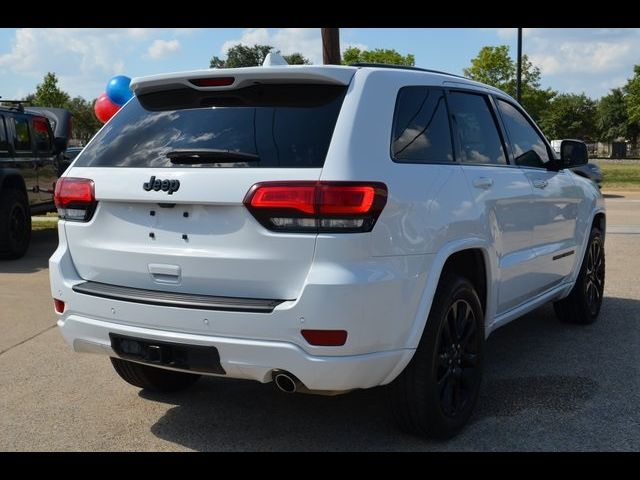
[23,73,101,143]
[463,45,555,122]
[342,47,415,66]
[464,45,514,87]
[283,53,310,65]
[538,93,597,141]
[67,96,102,143]
[32,72,70,108]
[597,89,630,141]
[624,65,640,124]
[210,44,310,68]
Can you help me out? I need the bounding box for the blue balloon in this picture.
[106,75,133,106]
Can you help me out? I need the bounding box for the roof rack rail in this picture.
[348,63,467,80]
[0,97,32,112]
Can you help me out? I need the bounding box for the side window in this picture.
[496,99,550,168]
[0,116,9,153]
[448,91,507,165]
[391,87,454,163]
[32,116,52,154]
[13,117,31,152]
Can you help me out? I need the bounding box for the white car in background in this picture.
[50,58,606,438]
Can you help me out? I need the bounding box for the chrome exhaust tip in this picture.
[273,372,298,393]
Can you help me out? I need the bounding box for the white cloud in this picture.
[0,28,187,99]
[147,39,181,59]
[483,28,640,97]
[220,28,323,64]
[494,28,537,39]
[529,40,631,75]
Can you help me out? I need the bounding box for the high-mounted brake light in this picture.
[54,177,96,222]
[189,77,235,87]
[244,181,388,233]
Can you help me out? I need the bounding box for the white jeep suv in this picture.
[50,62,605,438]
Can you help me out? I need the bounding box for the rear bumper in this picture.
[58,314,411,390]
[50,223,432,391]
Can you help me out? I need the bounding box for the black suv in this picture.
[0,102,70,259]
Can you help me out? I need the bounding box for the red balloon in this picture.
[94,92,120,123]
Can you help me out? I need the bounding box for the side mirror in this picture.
[560,140,588,168]
[53,136,67,154]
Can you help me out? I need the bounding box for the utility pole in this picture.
[321,28,341,65]
[516,27,522,103]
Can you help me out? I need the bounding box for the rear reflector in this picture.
[189,77,235,87]
[301,329,348,346]
[244,181,387,233]
[54,177,96,222]
[53,299,65,314]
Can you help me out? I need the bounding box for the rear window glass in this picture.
[75,84,347,168]
[391,87,453,163]
[33,116,52,153]
[13,117,31,152]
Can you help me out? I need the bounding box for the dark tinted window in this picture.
[0,116,8,152]
[75,84,346,168]
[448,92,506,165]
[13,117,31,152]
[32,116,52,153]
[391,87,453,163]
[497,99,550,168]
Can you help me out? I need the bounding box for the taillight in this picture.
[54,177,96,222]
[244,181,387,233]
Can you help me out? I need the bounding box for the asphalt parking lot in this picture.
[1,193,639,451]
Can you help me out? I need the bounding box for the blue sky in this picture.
[1,28,638,101]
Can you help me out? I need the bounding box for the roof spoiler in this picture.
[130,66,356,97]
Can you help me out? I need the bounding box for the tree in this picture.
[282,53,310,65]
[597,88,631,141]
[22,73,102,144]
[210,44,310,68]
[342,47,415,66]
[32,72,70,108]
[464,45,555,122]
[538,93,597,141]
[67,96,102,143]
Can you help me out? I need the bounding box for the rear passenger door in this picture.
[495,99,581,291]
[447,90,537,315]
[7,114,39,205]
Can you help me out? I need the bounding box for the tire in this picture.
[388,273,484,439]
[110,357,201,393]
[553,226,605,325]
[0,188,31,260]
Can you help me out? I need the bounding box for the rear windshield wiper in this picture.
[167,149,260,164]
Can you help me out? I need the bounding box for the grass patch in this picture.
[599,162,640,190]
[32,220,59,231]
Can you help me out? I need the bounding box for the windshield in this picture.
[75,84,347,168]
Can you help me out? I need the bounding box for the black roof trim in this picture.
[349,63,468,80]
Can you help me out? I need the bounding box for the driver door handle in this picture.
[533,179,548,189]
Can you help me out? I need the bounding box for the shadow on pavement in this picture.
[140,296,639,451]
[0,229,58,274]
[603,193,625,199]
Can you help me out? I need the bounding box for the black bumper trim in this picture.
[110,333,226,375]
[72,281,284,313]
